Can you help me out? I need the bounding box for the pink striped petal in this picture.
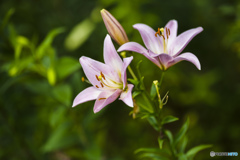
[119,84,134,107]
[72,87,101,107]
[171,27,203,56]
[133,24,162,54]
[93,89,121,113]
[104,35,123,74]
[121,56,133,89]
[168,52,201,70]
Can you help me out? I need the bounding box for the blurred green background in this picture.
[0,0,239,159]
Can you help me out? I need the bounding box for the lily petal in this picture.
[118,42,161,68]
[165,20,178,47]
[157,53,173,70]
[133,24,162,54]
[119,84,134,107]
[104,34,123,74]
[72,87,101,107]
[168,52,201,70]
[121,56,133,88]
[80,56,118,86]
[93,89,122,113]
[171,27,203,56]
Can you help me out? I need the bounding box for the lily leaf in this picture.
[150,82,157,99]
[162,115,179,125]
[186,144,212,160]
[147,116,160,131]
[174,118,189,146]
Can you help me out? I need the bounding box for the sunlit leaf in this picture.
[47,67,56,85]
[65,18,96,51]
[164,130,174,146]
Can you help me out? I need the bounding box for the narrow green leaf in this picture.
[147,116,160,131]
[179,136,188,153]
[186,144,212,159]
[164,130,174,146]
[162,115,179,125]
[0,8,15,32]
[174,118,189,146]
[36,27,65,58]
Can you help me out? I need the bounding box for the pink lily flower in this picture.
[72,35,134,113]
[118,20,203,70]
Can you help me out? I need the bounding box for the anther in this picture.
[98,98,106,100]
[95,75,100,81]
[100,71,106,80]
[168,28,170,36]
[81,77,85,82]
[165,27,169,39]
[161,35,165,40]
[100,83,104,88]
[155,28,161,37]
[95,85,99,88]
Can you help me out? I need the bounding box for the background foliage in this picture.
[0,0,239,159]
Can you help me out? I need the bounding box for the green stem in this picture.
[127,65,138,81]
[159,71,165,87]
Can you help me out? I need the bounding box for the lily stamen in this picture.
[96,85,99,88]
[98,98,106,100]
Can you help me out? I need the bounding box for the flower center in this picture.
[95,71,123,89]
[155,27,171,54]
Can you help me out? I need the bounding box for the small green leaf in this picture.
[50,106,66,127]
[128,78,139,86]
[174,118,189,146]
[164,130,174,146]
[138,153,169,160]
[147,116,160,131]
[158,137,164,149]
[186,144,212,159]
[162,115,179,125]
[150,82,157,99]
[132,91,141,98]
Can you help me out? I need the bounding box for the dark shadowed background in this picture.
[0,0,239,159]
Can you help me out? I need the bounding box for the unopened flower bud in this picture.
[101,9,129,45]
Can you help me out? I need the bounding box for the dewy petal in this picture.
[167,52,201,70]
[119,84,134,107]
[133,24,162,54]
[165,20,178,46]
[104,34,123,74]
[80,56,118,86]
[118,42,161,68]
[121,56,133,89]
[171,27,203,56]
[93,89,121,113]
[72,87,101,107]
[157,53,173,70]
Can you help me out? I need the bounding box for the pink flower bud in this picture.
[101,9,129,45]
